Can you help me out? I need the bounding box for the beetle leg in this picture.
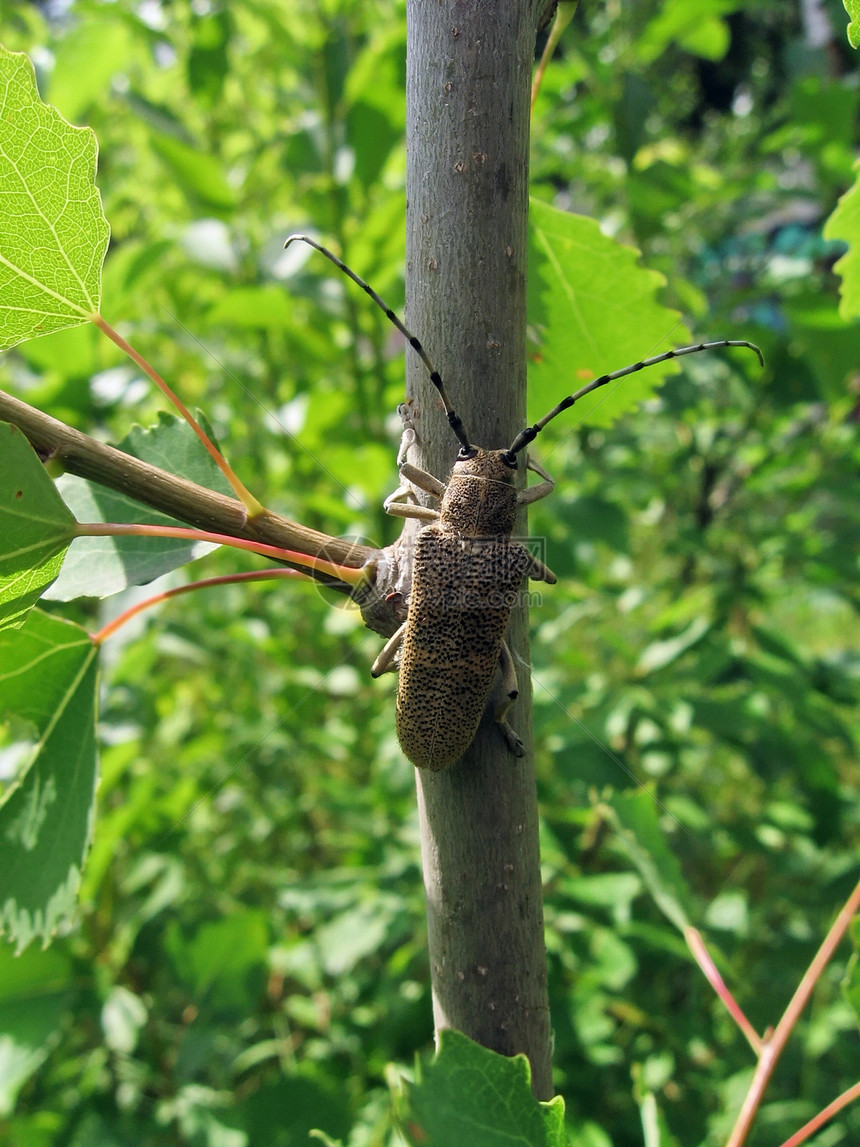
[518,454,554,505]
[383,462,444,520]
[398,462,447,498]
[384,484,441,522]
[386,502,440,522]
[494,639,526,758]
[371,621,407,677]
[385,405,446,519]
[527,553,556,584]
[395,403,416,467]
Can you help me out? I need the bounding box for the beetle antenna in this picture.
[284,234,474,456]
[505,340,764,460]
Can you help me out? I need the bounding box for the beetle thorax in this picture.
[438,448,519,537]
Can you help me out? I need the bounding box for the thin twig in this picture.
[92,569,308,645]
[0,388,372,577]
[725,878,860,1147]
[686,928,762,1054]
[91,313,265,516]
[777,1080,860,1147]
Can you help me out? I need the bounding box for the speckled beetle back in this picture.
[440,449,518,537]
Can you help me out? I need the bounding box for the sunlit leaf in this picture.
[636,616,711,676]
[0,422,75,629]
[528,199,688,429]
[823,162,860,318]
[0,610,98,952]
[148,134,238,212]
[0,45,109,349]
[636,0,735,65]
[842,0,860,48]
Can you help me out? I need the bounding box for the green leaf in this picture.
[0,610,99,952]
[46,412,233,601]
[234,1075,352,1146]
[0,46,109,350]
[48,20,135,123]
[528,199,688,429]
[148,133,238,212]
[604,790,696,934]
[0,422,76,629]
[0,943,76,1114]
[637,0,738,65]
[636,616,711,676]
[205,286,295,330]
[842,0,860,48]
[164,910,269,1011]
[823,163,860,318]
[398,1029,567,1146]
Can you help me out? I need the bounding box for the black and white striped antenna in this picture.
[283,235,763,464]
[284,234,473,455]
[504,340,764,461]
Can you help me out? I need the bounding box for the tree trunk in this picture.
[404,0,553,1099]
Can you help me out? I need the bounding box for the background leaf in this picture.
[0,45,109,349]
[0,943,77,1115]
[604,790,695,935]
[0,610,98,951]
[0,422,75,629]
[46,412,234,601]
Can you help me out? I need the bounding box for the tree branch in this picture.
[0,387,372,585]
[405,0,553,1099]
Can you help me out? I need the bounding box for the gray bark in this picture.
[405,0,553,1099]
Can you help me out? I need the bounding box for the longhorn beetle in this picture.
[284,234,763,771]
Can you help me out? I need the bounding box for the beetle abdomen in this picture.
[395,528,533,770]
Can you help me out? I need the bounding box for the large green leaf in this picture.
[398,1029,567,1146]
[0,45,109,350]
[528,199,689,430]
[0,422,76,630]
[46,412,234,601]
[0,610,99,952]
[823,163,860,319]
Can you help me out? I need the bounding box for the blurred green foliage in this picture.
[0,0,858,1144]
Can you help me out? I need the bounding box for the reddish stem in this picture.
[530,1,578,113]
[725,878,860,1147]
[90,312,265,517]
[686,928,761,1053]
[73,521,366,586]
[91,569,308,645]
[777,1080,860,1147]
